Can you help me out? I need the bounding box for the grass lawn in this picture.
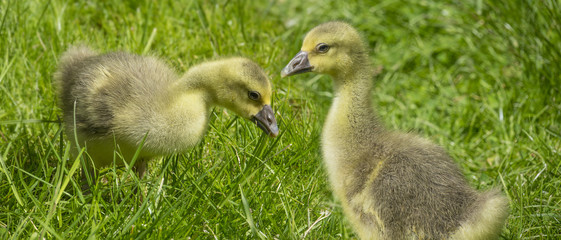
[1,0,560,239]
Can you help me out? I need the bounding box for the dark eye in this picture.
[248,91,261,101]
[316,43,330,53]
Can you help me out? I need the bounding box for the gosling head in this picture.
[209,58,279,137]
[281,21,368,79]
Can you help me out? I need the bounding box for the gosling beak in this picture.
[281,51,313,77]
[252,104,279,137]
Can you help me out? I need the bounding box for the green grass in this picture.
[1,0,560,239]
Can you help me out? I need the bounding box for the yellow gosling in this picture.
[281,21,509,240]
[55,46,278,189]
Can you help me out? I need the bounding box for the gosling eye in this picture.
[248,91,261,101]
[316,43,330,53]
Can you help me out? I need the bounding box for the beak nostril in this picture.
[291,56,304,67]
[282,51,311,77]
[254,105,278,137]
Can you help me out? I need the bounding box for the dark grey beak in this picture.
[252,105,279,137]
[281,51,313,78]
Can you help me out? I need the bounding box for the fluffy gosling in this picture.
[281,21,509,240]
[55,46,278,188]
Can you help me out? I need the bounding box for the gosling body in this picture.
[55,46,278,180]
[282,22,509,239]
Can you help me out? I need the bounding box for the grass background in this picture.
[1,0,560,239]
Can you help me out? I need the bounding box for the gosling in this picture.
[55,46,278,188]
[281,21,509,240]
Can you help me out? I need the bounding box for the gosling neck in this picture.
[141,71,213,153]
[325,63,382,142]
[333,69,373,104]
[175,64,221,108]
[321,62,382,190]
[331,63,377,122]
[331,54,374,104]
